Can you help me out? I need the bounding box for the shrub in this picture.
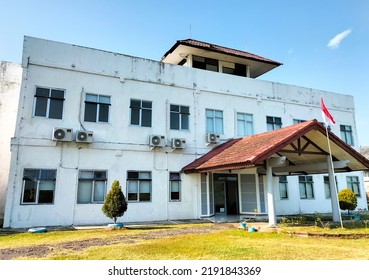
[102,180,128,223]
[338,188,357,214]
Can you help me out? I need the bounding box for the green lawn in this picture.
[1,223,369,260]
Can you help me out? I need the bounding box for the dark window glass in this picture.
[84,94,110,123]
[22,169,56,204]
[34,87,64,119]
[193,55,218,72]
[84,103,97,122]
[99,104,110,122]
[141,108,152,127]
[49,99,64,119]
[34,97,48,117]
[130,99,152,127]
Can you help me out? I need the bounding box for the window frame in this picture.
[129,99,152,127]
[340,125,354,146]
[206,109,224,134]
[170,104,190,130]
[347,176,361,197]
[77,170,108,204]
[84,93,111,123]
[21,168,57,205]
[293,119,306,124]
[192,55,219,72]
[236,112,254,136]
[279,176,288,200]
[266,116,282,131]
[33,86,65,119]
[323,176,338,199]
[127,171,152,202]
[169,172,181,202]
[299,175,314,199]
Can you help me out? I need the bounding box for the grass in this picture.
[1,223,369,260]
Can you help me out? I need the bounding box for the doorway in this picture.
[213,174,239,215]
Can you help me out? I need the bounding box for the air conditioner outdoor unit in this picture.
[149,135,165,147]
[52,127,73,142]
[76,130,94,143]
[207,133,220,143]
[171,138,186,149]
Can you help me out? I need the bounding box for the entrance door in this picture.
[226,180,239,215]
[214,181,226,214]
[213,174,239,215]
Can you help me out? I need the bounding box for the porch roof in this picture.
[182,120,369,175]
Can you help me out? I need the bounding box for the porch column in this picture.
[266,159,277,227]
[327,155,341,223]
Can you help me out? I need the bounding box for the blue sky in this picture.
[1,0,368,146]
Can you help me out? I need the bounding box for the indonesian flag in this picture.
[320,97,336,127]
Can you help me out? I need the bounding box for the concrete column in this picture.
[266,159,277,227]
[246,65,251,77]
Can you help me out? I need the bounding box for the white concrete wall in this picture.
[3,36,366,228]
[0,62,21,222]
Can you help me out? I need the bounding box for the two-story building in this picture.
[3,36,369,228]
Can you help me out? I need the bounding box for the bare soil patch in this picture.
[0,223,235,260]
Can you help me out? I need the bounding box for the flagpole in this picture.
[325,125,344,228]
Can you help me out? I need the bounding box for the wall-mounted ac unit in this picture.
[207,133,220,143]
[149,135,165,147]
[171,138,186,149]
[76,130,94,143]
[52,127,73,142]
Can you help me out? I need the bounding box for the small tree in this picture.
[338,188,357,214]
[102,180,128,224]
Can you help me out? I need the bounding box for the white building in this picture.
[360,146,369,197]
[0,62,22,223]
[3,36,369,228]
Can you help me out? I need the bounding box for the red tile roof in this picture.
[182,120,369,173]
[163,39,283,66]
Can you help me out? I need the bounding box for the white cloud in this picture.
[327,29,352,49]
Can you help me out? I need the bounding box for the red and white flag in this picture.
[320,97,335,127]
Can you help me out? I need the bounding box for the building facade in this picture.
[2,36,367,228]
[0,62,22,222]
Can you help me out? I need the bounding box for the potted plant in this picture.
[102,180,128,228]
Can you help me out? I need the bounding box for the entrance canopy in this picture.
[182,120,369,175]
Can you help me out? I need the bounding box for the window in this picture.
[222,63,247,77]
[279,176,288,199]
[127,171,152,202]
[266,116,282,131]
[324,176,331,199]
[323,176,338,199]
[299,176,314,199]
[77,171,107,203]
[347,176,360,196]
[192,55,218,72]
[293,119,306,124]
[340,125,354,146]
[206,109,223,134]
[33,87,65,119]
[237,113,253,136]
[130,99,152,127]
[84,94,111,122]
[169,172,181,201]
[170,105,189,130]
[22,169,56,204]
